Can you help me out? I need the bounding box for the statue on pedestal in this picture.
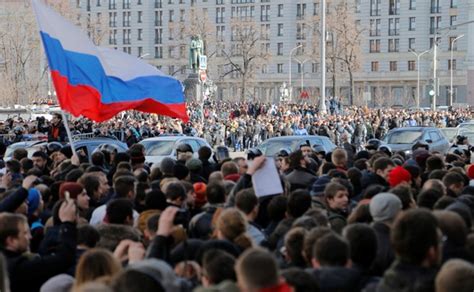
[189,35,204,73]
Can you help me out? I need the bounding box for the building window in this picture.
[389,0,400,15]
[409,38,416,50]
[138,11,143,23]
[370,40,380,53]
[312,62,318,73]
[138,47,143,57]
[313,3,319,15]
[278,4,283,17]
[371,61,379,72]
[430,37,441,48]
[296,3,306,19]
[390,61,398,71]
[138,29,143,40]
[389,18,400,36]
[278,24,283,36]
[97,0,101,6]
[410,0,416,10]
[277,64,283,73]
[388,39,399,52]
[448,59,456,70]
[355,0,361,13]
[408,61,416,71]
[277,43,283,55]
[370,19,381,36]
[169,10,174,22]
[409,17,416,31]
[260,5,270,22]
[431,0,440,13]
[451,0,457,8]
[450,15,457,27]
[430,16,442,34]
[370,0,381,16]
[297,23,306,40]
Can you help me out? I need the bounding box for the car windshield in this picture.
[141,140,175,156]
[440,128,458,139]
[257,140,301,156]
[385,131,422,144]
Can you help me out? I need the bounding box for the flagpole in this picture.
[60,111,77,157]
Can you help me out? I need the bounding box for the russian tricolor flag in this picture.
[32,0,189,122]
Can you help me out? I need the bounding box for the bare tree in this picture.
[221,18,270,101]
[330,2,364,105]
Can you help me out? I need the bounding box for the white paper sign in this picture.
[251,158,284,197]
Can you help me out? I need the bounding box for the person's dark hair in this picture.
[145,189,167,211]
[112,269,165,292]
[284,227,307,267]
[0,214,27,249]
[20,158,33,174]
[198,146,213,160]
[106,199,134,225]
[165,182,186,202]
[206,182,226,204]
[353,158,368,171]
[320,162,337,175]
[235,188,258,215]
[86,165,104,173]
[267,195,287,222]
[77,224,101,248]
[202,249,236,284]
[12,148,28,161]
[289,150,304,169]
[32,150,48,160]
[65,168,84,182]
[391,209,439,265]
[343,223,377,268]
[114,176,137,198]
[281,268,320,292]
[117,161,132,171]
[324,182,347,201]
[404,164,421,181]
[426,155,445,172]
[347,167,362,194]
[443,172,465,189]
[146,214,160,234]
[429,169,448,180]
[313,233,350,267]
[303,227,332,265]
[389,185,414,210]
[78,174,101,197]
[347,204,373,224]
[6,159,21,173]
[433,210,467,247]
[236,248,279,290]
[362,184,386,200]
[417,189,443,210]
[433,196,456,210]
[26,167,43,177]
[91,151,105,167]
[287,189,311,218]
[373,157,395,173]
[328,169,347,179]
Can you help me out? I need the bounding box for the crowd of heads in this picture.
[0,104,472,291]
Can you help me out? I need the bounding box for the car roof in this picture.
[389,127,438,132]
[140,136,207,142]
[262,135,330,141]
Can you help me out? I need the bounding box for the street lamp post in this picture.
[320,0,327,113]
[289,45,302,102]
[450,34,464,106]
[409,49,431,109]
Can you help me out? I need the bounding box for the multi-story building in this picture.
[75,0,474,107]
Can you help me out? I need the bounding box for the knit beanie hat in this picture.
[27,188,41,216]
[160,157,176,175]
[193,182,207,207]
[59,182,84,200]
[39,274,74,292]
[186,158,203,172]
[369,192,402,223]
[388,166,412,187]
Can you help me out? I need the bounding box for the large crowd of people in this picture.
[0,102,472,150]
[0,103,472,292]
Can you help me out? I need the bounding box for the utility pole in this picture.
[320,0,327,113]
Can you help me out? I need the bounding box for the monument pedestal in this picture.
[183,73,202,101]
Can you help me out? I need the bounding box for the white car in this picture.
[139,135,211,167]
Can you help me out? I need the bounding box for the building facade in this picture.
[75,0,474,107]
